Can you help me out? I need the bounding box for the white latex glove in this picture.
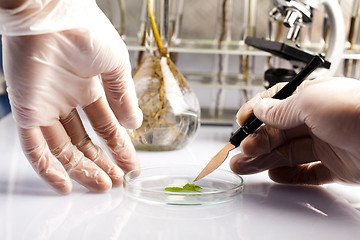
[230,77,360,185]
[1,0,143,194]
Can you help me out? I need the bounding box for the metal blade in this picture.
[194,142,236,182]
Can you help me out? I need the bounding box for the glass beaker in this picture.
[128,0,201,151]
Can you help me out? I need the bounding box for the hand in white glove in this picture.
[1,0,143,194]
[230,77,360,185]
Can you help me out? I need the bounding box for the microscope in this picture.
[269,0,315,43]
[246,0,345,88]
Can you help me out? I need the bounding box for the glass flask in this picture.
[128,0,201,151]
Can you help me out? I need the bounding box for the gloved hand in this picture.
[230,77,360,185]
[1,0,143,194]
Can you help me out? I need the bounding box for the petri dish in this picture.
[124,165,244,205]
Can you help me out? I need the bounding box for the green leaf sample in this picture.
[165,183,202,193]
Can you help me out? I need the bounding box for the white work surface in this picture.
[1,113,360,240]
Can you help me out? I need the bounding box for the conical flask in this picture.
[128,0,201,151]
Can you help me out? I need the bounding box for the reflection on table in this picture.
[1,114,360,240]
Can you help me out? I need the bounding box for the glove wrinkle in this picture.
[2,0,141,193]
[231,78,360,185]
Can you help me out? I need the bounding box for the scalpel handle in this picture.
[230,54,325,148]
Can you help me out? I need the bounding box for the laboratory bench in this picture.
[1,113,360,240]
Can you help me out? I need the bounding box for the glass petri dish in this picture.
[124,165,244,205]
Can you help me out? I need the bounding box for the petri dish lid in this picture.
[124,165,244,205]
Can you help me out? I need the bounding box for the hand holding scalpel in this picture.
[194,54,325,181]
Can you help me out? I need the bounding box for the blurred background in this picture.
[96,0,360,125]
[1,0,360,125]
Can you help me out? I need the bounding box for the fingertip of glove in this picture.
[229,158,239,173]
[90,176,113,193]
[229,156,245,175]
[53,181,73,195]
[133,108,144,129]
[108,167,124,187]
[121,108,143,129]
